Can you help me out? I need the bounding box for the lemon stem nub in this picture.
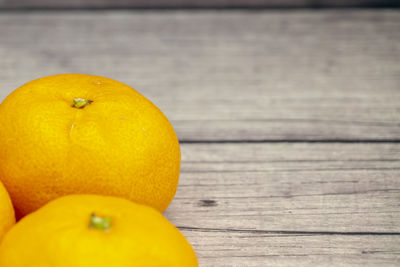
[89,213,111,231]
[72,98,93,109]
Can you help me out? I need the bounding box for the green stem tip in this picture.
[89,213,112,231]
[72,98,93,109]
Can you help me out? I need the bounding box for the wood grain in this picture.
[0,11,399,141]
[181,231,400,266]
[163,143,400,265]
[167,143,400,232]
[0,0,398,9]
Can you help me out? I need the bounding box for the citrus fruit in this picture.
[0,74,180,216]
[0,180,15,240]
[0,194,198,267]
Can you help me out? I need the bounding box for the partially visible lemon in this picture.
[0,194,198,267]
[0,180,15,241]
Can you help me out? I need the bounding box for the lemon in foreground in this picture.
[0,194,198,267]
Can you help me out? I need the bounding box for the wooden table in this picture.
[0,9,399,266]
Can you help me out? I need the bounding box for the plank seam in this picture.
[178,226,400,236]
[180,139,400,144]
[0,6,400,12]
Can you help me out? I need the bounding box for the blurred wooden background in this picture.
[0,0,399,8]
[0,1,399,266]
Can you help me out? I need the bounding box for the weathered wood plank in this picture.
[0,11,399,141]
[165,143,400,232]
[0,0,398,9]
[181,231,400,266]
[165,142,400,265]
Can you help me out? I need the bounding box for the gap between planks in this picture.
[179,139,400,144]
[178,226,400,236]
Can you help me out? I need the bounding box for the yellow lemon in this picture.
[0,74,180,216]
[0,194,198,267]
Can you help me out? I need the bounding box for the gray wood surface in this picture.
[0,10,399,266]
[173,142,400,266]
[170,143,400,266]
[0,11,399,141]
[170,143,400,232]
[0,0,398,9]
[182,232,400,266]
